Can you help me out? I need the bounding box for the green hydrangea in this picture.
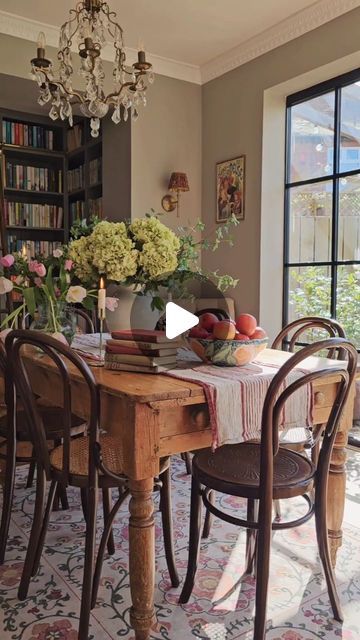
[69,220,138,283]
[130,217,180,279]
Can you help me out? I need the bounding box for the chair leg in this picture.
[314,492,343,621]
[159,465,180,588]
[202,489,214,539]
[26,460,36,489]
[58,484,69,511]
[79,485,99,640]
[179,476,203,604]
[245,499,257,576]
[18,467,46,600]
[181,452,192,475]
[102,489,115,556]
[273,499,281,522]
[0,448,16,565]
[80,487,89,522]
[91,487,129,609]
[253,498,272,640]
[31,480,58,577]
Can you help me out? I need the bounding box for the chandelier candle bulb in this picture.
[37,31,46,57]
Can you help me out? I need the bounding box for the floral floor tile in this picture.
[0,453,359,639]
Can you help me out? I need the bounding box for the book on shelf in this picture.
[2,120,55,150]
[67,124,83,152]
[111,329,181,344]
[105,351,177,366]
[7,237,62,258]
[89,197,102,218]
[104,358,177,374]
[4,201,63,229]
[68,164,84,192]
[70,200,85,220]
[89,157,102,185]
[5,161,62,193]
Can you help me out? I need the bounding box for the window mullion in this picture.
[331,87,341,318]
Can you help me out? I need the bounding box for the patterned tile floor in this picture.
[0,452,359,640]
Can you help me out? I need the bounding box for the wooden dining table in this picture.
[23,346,355,640]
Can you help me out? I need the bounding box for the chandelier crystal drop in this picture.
[30,0,154,137]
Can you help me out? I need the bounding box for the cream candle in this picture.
[98,276,106,319]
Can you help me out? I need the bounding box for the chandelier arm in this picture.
[104,5,124,41]
[105,81,137,104]
[34,66,84,105]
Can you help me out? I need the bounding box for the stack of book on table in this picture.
[105,330,181,373]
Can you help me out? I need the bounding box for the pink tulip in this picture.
[0,254,15,268]
[34,277,43,287]
[28,260,38,273]
[65,259,73,271]
[35,263,46,277]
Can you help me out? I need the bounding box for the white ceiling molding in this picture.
[201,0,360,83]
[0,10,202,85]
[0,0,359,87]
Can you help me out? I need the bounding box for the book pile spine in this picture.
[4,201,63,228]
[89,157,102,185]
[2,120,55,150]
[7,237,62,258]
[67,124,83,151]
[5,162,62,192]
[104,330,181,373]
[68,164,84,192]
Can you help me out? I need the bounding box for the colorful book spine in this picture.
[4,201,63,229]
[2,120,56,150]
[7,237,62,258]
[5,162,62,193]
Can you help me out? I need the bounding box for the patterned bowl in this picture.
[187,336,268,366]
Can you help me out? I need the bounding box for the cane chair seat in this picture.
[193,442,315,500]
[50,434,170,480]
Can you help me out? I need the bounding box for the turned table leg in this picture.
[327,383,355,567]
[129,478,156,640]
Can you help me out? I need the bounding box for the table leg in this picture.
[327,384,355,567]
[129,478,156,640]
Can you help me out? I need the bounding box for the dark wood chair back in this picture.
[272,316,346,359]
[260,338,357,498]
[5,329,100,487]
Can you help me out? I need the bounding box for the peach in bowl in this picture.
[187,335,268,366]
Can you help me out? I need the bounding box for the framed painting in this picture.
[216,155,245,222]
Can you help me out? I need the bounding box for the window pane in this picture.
[336,265,360,346]
[288,182,332,263]
[338,174,360,260]
[287,266,331,323]
[340,83,360,173]
[289,92,335,182]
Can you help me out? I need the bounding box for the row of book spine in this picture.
[67,124,83,152]
[68,164,84,192]
[4,201,63,229]
[89,197,102,218]
[2,120,55,150]
[89,157,102,185]
[70,200,85,220]
[5,162,62,193]
[7,237,62,258]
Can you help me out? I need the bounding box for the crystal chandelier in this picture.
[30,0,154,137]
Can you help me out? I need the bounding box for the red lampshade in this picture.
[168,172,190,192]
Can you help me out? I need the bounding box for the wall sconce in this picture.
[161,172,189,217]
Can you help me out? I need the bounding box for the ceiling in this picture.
[0,0,359,82]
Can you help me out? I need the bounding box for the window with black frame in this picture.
[284,69,360,348]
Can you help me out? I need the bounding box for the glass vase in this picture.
[30,301,76,345]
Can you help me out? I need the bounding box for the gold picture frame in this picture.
[216,155,245,223]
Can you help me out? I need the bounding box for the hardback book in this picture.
[104,360,177,374]
[111,329,178,344]
[106,342,178,356]
[105,352,177,366]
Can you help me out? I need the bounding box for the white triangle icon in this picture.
[165,302,199,340]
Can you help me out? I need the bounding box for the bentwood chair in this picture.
[0,341,85,563]
[179,338,357,640]
[5,330,179,640]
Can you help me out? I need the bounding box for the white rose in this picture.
[66,285,87,303]
[0,276,14,295]
[53,249,63,258]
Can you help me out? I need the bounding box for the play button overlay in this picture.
[165,302,199,340]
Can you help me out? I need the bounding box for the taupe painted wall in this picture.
[131,74,202,232]
[202,6,360,318]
